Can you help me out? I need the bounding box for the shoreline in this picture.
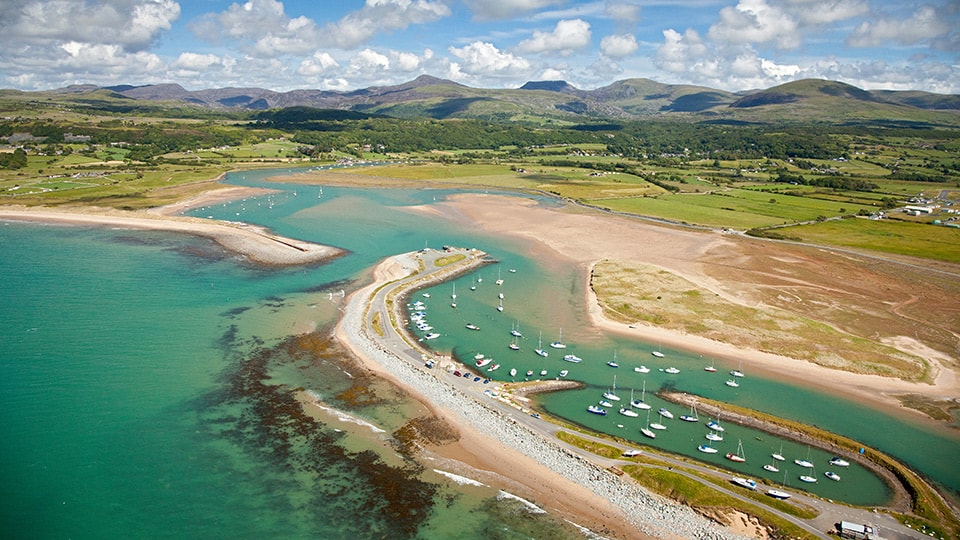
[335,248,742,540]
[0,199,343,267]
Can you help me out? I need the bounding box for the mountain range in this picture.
[24,75,960,125]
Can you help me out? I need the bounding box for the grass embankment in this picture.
[554,431,819,539]
[590,259,927,380]
[679,396,959,539]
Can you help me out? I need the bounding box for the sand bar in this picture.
[0,202,343,266]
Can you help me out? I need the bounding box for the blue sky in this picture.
[1,0,957,93]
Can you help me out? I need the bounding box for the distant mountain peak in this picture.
[520,80,578,93]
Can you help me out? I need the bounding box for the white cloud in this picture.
[655,28,710,75]
[707,0,800,49]
[448,41,531,77]
[321,0,451,49]
[350,48,390,71]
[780,0,868,25]
[540,67,567,80]
[191,0,321,57]
[605,2,641,24]
[3,0,180,51]
[464,0,562,21]
[173,52,223,71]
[518,19,592,56]
[847,6,951,48]
[600,33,638,58]
[654,28,804,90]
[393,51,422,71]
[296,52,339,76]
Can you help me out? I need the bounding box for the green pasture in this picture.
[787,218,960,263]
[591,187,873,229]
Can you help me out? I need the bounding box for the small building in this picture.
[838,521,880,540]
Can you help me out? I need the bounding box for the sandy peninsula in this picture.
[422,193,960,420]
[0,188,343,266]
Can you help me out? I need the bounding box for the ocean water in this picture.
[2,168,958,538]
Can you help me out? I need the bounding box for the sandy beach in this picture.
[423,193,960,419]
[0,193,343,266]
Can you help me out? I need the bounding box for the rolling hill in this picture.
[9,76,960,126]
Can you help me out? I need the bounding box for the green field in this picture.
[788,218,960,263]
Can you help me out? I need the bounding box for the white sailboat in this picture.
[651,345,664,358]
[497,297,503,312]
[535,331,548,357]
[641,409,656,439]
[602,375,621,401]
[631,380,652,410]
[509,336,520,351]
[549,328,566,349]
[680,402,699,422]
[698,442,718,454]
[794,447,813,469]
[510,321,523,337]
[649,410,667,431]
[730,358,745,378]
[772,443,786,462]
[495,267,503,286]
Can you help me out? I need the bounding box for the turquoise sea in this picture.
[2,167,958,538]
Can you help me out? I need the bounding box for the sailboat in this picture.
[450,282,457,307]
[730,359,745,378]
[651,345,664,358]
[649,409,667,431]
[602,375,621,401]
[679,403,699,422]
[706,411,725,432]
[704,357,717,372]
[630,380,651,410]
[619,405,639,418]
[767,469,792,499]
[725,439,746,462]
[772,443,786,462]
[606,351,619,368]
[725,378,740,388]
[495,267,503,286]
[641,410,656,439]
[497,297,503,312]
[510,321,523,337]
[794,447,813,469]
[509,336,520,351]
[534,331,548,357]
[706,431,723,442]
[698,442,718,454]
[799,465,817,483]
[549,328,566,349]
[763,459,780,473]
[470,277,477,291]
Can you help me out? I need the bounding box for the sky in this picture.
[0,0,957,94]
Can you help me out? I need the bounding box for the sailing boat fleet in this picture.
[409,268,849,500]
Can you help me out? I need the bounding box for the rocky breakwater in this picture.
[338,249,747,539]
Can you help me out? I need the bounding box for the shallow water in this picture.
[2,167,957,538]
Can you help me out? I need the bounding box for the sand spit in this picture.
[0,204,343,266]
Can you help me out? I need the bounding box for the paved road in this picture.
[359,247,933,540]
